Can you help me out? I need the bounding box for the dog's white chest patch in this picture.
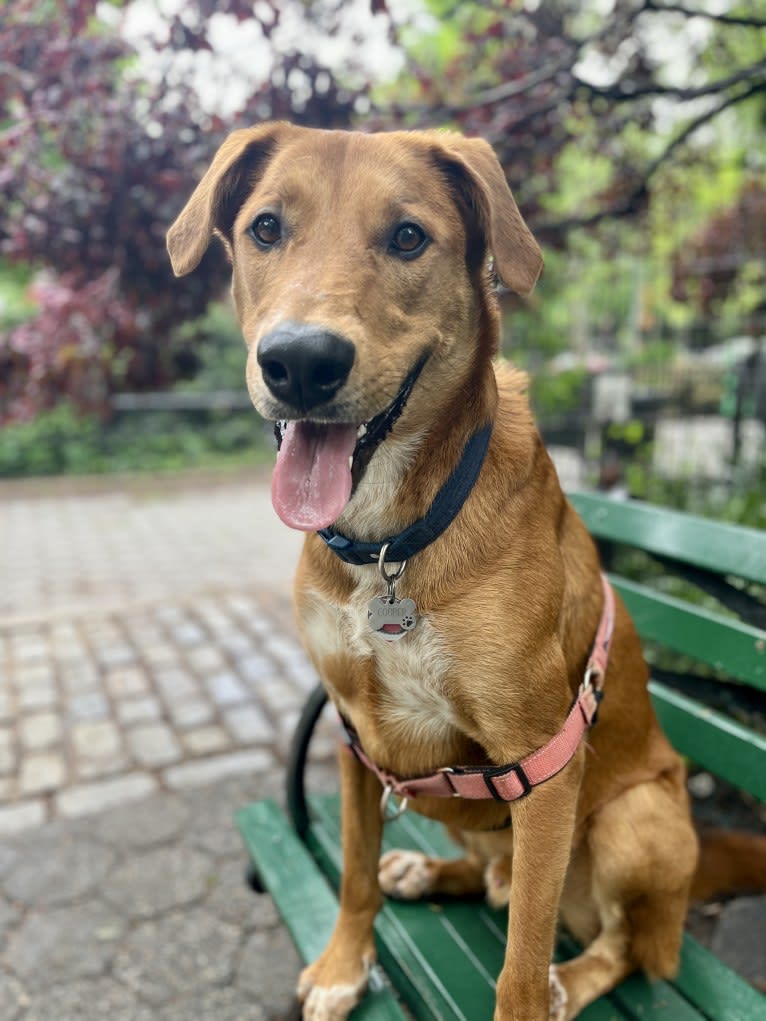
[373,620,457,743]
[302,584,457,744]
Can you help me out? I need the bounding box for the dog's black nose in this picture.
[257,323,356,414]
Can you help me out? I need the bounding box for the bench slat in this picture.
[236,799,409,1021]
[613,576,766,690]
[649,681,766,800]
[570,494,766,584]
[676,932,766,1021]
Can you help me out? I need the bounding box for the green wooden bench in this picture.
[238,493,766,1021]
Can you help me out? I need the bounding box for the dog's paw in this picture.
[548,965,568,1021]
[300,979,367,1021]
[484,855,511,909]
[378,849,436,900]
[298,958,370,1021]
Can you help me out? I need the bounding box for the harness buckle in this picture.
[579,668,604,725]
[439,766,462,797]
[380,784,409,822]
[484,762,532,801]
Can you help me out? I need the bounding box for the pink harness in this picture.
[342,576,616,817]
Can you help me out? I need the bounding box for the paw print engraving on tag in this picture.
[367,596,418,642]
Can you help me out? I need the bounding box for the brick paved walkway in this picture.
[0,469,301,623]
[0,469,313,833]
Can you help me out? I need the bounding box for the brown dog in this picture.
[169,123,710,1020]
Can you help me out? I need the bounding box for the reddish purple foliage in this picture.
[671,179,766,316]
[0,0,362,421]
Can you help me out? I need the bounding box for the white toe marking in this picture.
[548,964,568,1021]
[302,968,369,1021]
[299,955,372,1021]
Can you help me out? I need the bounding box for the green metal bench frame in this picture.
[238,494,766,1021]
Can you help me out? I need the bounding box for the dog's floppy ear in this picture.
[166,123,286,277]
[434,134,543,296]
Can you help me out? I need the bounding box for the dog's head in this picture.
[167,123,542,531]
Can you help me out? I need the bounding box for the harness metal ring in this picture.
[581,665,603,692]
[380,784,409,822]
[377,543,407,584]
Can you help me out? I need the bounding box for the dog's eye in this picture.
[389,223,429,258]
[250,214,282,248]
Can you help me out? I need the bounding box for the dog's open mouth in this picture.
[270,353,429,532]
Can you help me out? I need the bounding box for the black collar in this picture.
[317,422,493,566]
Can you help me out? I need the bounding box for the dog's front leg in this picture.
[495,751,584,1021]
[298,743,384,1021]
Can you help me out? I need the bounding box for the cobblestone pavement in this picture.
[0,469,764,1019]
[0,469,309,833]
[0,469,302,625]
[0,773,328,1021]
[0,469,341,1019]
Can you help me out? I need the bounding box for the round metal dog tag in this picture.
[367,596,418,642]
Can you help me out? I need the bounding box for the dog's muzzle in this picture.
[268,347,431,533]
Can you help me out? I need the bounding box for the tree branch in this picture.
[536,78,766,237]
[644,1,766,29]
[454,4,647,111]
[0,61,36,90]
[573,59,766,104]
[403,5,765,120]
[646,79,764,178]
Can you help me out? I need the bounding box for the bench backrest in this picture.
[569,493,766,802]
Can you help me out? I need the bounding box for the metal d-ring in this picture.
[378,543,407,586]
[380,784,409,822]
[581,664,603,693]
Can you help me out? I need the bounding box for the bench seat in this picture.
[238,796,766,1021]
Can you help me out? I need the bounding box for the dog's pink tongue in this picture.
[271,421,357,531]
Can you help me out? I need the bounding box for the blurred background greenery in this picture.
[1,0,764,522]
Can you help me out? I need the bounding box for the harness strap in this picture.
[342,575,616,804]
